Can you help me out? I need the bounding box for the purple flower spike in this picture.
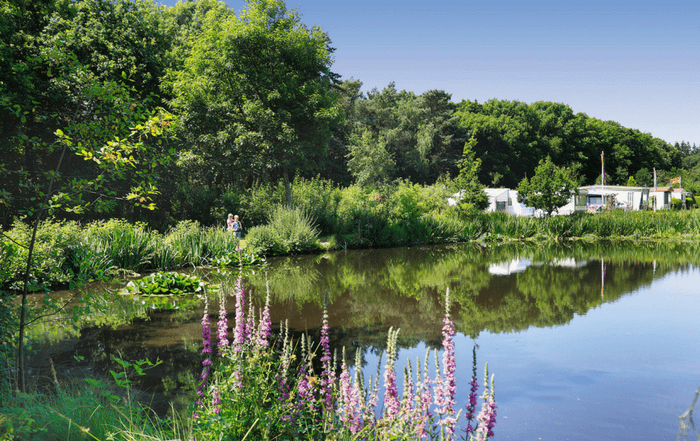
[338,349,362,434]
[257,288,272,348]
[216,291,229,355]
[201,295,212,356]
[465,345,480,437]
[382,327,400,421]
[435,289,457,435]
[233,277,247,352]
[319,297,334,413]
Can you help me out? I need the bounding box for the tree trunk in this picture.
[17,218,40,393]
[283,164,292,209]
[16,144,67,394]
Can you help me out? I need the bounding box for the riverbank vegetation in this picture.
[2,0,699,438]
[3,178,700,292]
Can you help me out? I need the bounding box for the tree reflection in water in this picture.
[25,240,700,420]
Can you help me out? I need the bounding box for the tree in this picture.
[453,138,488,213]
[1,70,175,393]
[634,168,653,187]
[517,156,579,216]
[0,0,176,225]
[347,129,395,186]
[172,0,341,208]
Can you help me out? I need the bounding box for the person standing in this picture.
[232,215,242,239]
[227,213,235,232]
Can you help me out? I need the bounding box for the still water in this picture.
[30,241,700,440]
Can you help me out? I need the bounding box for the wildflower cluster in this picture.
[192,282,497,441]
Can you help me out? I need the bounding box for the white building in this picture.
[579,185,650,211]
[482,188,537,217]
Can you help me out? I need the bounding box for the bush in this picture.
[245,206,320,255]
[0,219,83,291]
[290,176,342,235]
[238,181,286,229]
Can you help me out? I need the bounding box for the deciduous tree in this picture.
[172,0,341,207]
[454,138,488,213]
[516,156,579,216]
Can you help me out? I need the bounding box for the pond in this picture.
[26,241,700,440]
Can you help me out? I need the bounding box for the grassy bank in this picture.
[3,194,700,292]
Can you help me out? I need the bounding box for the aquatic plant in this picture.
[211,251,265,269]
[119,272,207,296]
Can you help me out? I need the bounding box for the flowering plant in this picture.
[193,282,497,441]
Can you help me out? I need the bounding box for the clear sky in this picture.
[159,0,699,145]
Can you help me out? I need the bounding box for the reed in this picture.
[163,220,208,266]
[83,220,160,272]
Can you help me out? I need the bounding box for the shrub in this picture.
[238,181,286,229]
[290,176,342,235]
[245,206,320,255]
[0,219,83,291]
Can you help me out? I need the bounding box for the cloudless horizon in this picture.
[158,0,699,146]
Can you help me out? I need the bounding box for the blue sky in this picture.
[159,0,699,145]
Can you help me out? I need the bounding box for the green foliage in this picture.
[455,99,681,188]
[0,219,85,291]
[454,138,489,213]
[212,252,266,269]
[0,292,15,390]
[517,156,579,216]
[171,0,341,202]
[347,129,395,185]
[235,181,287,230]
[119,272,206,296]
[346,83,464,184]
[245,206,321,255]
[288,176,342,235]
[0,360,188,441]
[83,220,161,272]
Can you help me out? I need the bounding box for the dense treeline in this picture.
[1,0,698,231]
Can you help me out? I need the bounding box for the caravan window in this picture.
[587,195,603,206]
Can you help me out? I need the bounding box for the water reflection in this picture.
[25,241,700,430]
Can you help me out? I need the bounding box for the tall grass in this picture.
[83,220,161,272]
[245,205,321,255]
[0,380,191,441]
